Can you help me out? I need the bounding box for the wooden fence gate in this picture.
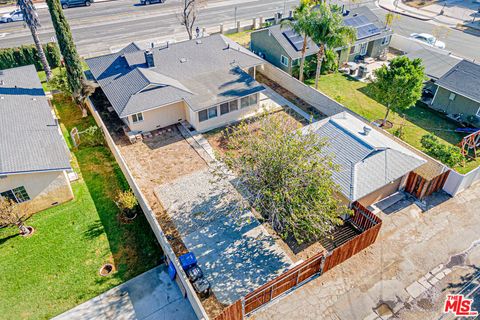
[405,171,450,200]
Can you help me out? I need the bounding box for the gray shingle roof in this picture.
[304,112,426,201]
[342,6,392,44]
[435,60,480,103]
[406,48,461,80]
[86,35,265,117]
[264,24,319,60]
[0,65,71,175]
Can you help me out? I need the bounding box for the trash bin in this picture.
[179,252,197,271]
[358,65,367,78]
[186,265,204,282]
[192,277,211,298]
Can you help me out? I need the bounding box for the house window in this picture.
[198,107,218,122]
[249,94,258,106]
[350,45,359,55]
[229,100,238,111]
[220,100,239,115]
[220,102,229,115]
[280,55,289,67]
[132,112,144,123]
[1,186,30,203]
[359,43,368,55]
[449,93,456,101]
[381,35,391,46]
[241,96,250,108]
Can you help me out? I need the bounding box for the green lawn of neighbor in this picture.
[0,94,162,319]
[308,73,480,174]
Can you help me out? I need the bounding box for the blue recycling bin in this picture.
[178,252,197,271]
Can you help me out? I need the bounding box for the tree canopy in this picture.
[217,113,351,244]
[371,56,425,126]
[46,0,84,96]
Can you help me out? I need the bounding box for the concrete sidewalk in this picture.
[53,265,197,320]
[377,0,480,28]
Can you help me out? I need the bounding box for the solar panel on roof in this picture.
[356,23,381,40]
[283,30,306,52]
[343,15,370,28]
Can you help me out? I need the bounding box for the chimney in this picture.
[363,126,372,136]
[145,50,154,68]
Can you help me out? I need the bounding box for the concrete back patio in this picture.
[53,265,197,320]
[155,168,293,305]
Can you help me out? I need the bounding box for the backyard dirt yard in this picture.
[251,185,480,320]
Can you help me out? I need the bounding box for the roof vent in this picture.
[145,50,155,68]
[363,126,372,136]
[180,58,188,63]
[196,39,202,44]
[0,80,4,85]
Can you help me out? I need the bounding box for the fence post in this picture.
[236,21,241,33]
[219,23,224,34]
[252,17,257,30]
[259,16,263,27]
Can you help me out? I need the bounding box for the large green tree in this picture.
[217,113,351,244]
[281,0,317,82]
[18,0,53,81]
[371,56,425,126]
[310,3,356,89]
[46,0,84,97]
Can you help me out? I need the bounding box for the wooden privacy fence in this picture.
[244,251,325,314]
[405,170,450,200]
[323,202,382,273]
[215,203,383,320]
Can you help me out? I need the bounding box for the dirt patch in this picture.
[402,0,438,8]
[256,72,326,122]
[205,109,304,156]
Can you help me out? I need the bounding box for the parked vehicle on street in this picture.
[409,33,446,49]
[140,0,164,5]
[60,0,93,9]
[0,9,24,23]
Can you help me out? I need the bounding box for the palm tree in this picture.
[281,0,316,82]
[310,3,356,89]
[18,0,53,81]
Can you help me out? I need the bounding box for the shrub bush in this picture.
[420,134,465,167]
[0,43,61,71]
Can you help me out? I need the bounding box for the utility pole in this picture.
[234,6,237,26]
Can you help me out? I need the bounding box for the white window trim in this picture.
[381,35,391,46]
[132,112,144,123]
[476,107,480,117]
[280,55,289,67]
[359,43,368,55]
[0,186,30,203]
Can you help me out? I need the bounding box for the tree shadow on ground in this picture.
[443,265,480,292]
[0,232,19,246]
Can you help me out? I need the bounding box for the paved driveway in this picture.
[53,266,196,320]
[155,168,293,305]
[252,183,480,320]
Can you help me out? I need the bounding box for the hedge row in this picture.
[0,43,61,71]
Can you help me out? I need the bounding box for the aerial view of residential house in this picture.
[429,60,480,127]
[250,24,319,74]
[304,112,427,207]
[86,34,266,134]
[250,6,392,75]
[0,65,73,213]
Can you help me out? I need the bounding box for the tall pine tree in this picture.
[46,0,84,96]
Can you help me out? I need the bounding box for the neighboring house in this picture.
[0,65,73,214]
[87,35,266,133]
[250,6,392,75]
[250,24,319,75]
[304,112,426,207]
[406,47,461,81]
[430,60,480,127]
[338,6,392,64]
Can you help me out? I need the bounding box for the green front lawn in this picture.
[308,73,480,174]
[0,95,162,319]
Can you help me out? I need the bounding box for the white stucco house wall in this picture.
[0,65,73,214]
[86,35,267,133]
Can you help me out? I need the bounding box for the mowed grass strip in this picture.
[0,94,162,319]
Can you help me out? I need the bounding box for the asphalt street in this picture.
[0,0,479,59]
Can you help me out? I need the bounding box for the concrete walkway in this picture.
[251,183,480,320]
[53,265,197,320]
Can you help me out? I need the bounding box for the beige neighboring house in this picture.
[304,112,427,208]
[86,34,266,133]
[0,65,73,214]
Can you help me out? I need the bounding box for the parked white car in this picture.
[0,9,24,23]
[409,33,446,49]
